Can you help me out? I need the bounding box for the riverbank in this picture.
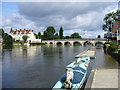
[103,42,120,64]
[107,48,120,64]
[85,48,119,89]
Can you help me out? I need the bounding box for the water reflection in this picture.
[3,45,86,88]
[95,48,118,69]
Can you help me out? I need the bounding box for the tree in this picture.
[0,29,13,44]
[54,33,59,39]
[103,10,120,32]
[64,36,70,39]
[38,32,42,39]
[97,35,101,39]
[34,33,38,39]
[3,33,13,44]
[0,28,4,37]
[46,26,56,34]
[102,10,120,41]
[42,26,56,40]
[59,27,64,39]
[70,33,82,39]
[22,35,28,42]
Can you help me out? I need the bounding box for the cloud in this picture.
[19,2,113,18]
[2,13,46,33]
[2,2,118,38]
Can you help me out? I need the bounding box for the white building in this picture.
[112,21,120,43]
[10,29,41,43]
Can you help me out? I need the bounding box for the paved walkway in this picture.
[85,49,119,89]
[91,69,118,88]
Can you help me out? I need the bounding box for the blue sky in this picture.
[2,2,18,16]
[1,1,118,38]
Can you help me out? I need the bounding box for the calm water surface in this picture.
[2,45,118,88]
[2,45,88,88]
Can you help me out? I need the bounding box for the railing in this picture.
[42,39,106,41]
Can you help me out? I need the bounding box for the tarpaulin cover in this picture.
[72,66,86,73]
[60,71,84,84]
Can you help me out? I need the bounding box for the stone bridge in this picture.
[42,39,106,46]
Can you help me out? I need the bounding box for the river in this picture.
[1,45,118,88]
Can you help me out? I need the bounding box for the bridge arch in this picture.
[45,42,48,44]
[49,42,53,45]
[64,42,71,45]
[95,41,103,46]
[56,42,63,45]
[73,41,81,46]
[84,41,93,46]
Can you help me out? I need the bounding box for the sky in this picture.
[1,1,119,38]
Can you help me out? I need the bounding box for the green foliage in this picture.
[46,26,56,34]
[3,33,13,44]
[38,32,42,39]
[64,36,70,39]
[97,35,101,39]
[54,33,60,39]
[42,26,56,40]
[22,35,28,42]
[109,42,118,51]
[42,31,49,40]
[59,27,64,39]
[41,26,83,40]
[1,28,13,44]
[70,32,82,39]
[0,28,4,37]
[103,10,120,32]
[14,40,24,45]
[34,33,38,39]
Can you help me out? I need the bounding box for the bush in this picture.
[16,40,20,42]
[109,42,118,51]
[14,40,24,45]
[119,50,120,54]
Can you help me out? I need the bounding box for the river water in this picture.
[2,45,118,88]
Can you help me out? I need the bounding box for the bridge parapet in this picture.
[42,39,106,41]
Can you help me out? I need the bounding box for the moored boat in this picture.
[66,56,90,68]
[53,56,90,89]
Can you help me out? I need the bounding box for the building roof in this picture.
[10,29,34,34]
[112,21,120,33]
